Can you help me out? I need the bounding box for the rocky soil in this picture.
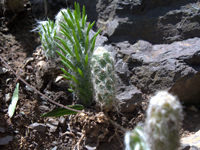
[0,0,200,150]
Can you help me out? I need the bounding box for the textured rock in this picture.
[29,123,46,132]
[117,85,142,112]
[46,118,59,132]
[0,136,13,145]
[115,38,200,96]
[181,130,200,149]
[169,71,200,105]
[65,0,200,44]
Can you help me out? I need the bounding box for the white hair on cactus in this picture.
[144,91,183,150]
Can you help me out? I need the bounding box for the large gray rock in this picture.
[66,0,200,44]
[169,71,200,105]
[116,38,200,96]
[117,85,142,112]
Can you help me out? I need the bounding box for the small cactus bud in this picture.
[144,91,183,150]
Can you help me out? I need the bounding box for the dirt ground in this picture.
[0,1,200,150]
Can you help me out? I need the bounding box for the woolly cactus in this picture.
[144,91,183,150]
[38,19,57,58]
[125,125,150,150]
[125,91,183,150]
[91,47,117,111]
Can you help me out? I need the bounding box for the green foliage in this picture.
[41,104,84,117]
[38,19,57,58]
[8,83,19,118]
[54,2,101,106]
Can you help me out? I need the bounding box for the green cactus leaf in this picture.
[60,27,75,45]
[72,30,81,51]
[61,11,75,30]
[73,10,78,22]
[42,24,47,33]
[84,36,89,54]
[57,51,77,72]
[78,68,84,78]
[76,19,82,38]
[55,39,74,57]
[90,36,96,53]
[84,54,88,67]
[71,76,79,85]
[67,8,75,23]
[83,15,87,29]
[77,3,81,19]
[69,84,76,88]
[74,2,81,20]
[61,68,72,78]
[68,89,74,92]
[74,44,81,62]
[86,21,95,36]
[82,6,85,28]
[62,74,71,80]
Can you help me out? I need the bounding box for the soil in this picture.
[0,1,200,150]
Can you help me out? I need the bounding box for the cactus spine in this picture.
[92,47,117,111]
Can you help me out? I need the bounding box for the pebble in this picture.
[29,123,46,132]
[0,127,5,133]
[0,136,13,145]
[46,118,59,133]
[0,66,8,75]
[5,93,11,102]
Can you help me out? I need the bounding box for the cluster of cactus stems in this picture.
[37,2,117,108]
[125,91,183,150]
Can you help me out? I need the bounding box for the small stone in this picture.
[5,93,11,102]
[29,123,46,132]
[0,66,8,75]
[25,85,34,92]
[46,118,59,132]
[179,143,190,150]
[0,136,13,145]
[0,127,5,133]
[59,116,66,127]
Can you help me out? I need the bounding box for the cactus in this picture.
[54,2,101,106]
[91,47,117,111]
[125,125,150,150]
[125,91,183,150]
[37,2,101,106]
[37,19,57,58]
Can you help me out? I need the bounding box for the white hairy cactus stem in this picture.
[144,91,183,150]
[92,47,117,111]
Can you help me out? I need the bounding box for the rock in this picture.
[169,70,200,105]
[181,129,200,148]
[0,136,13,145]
[117,85,142,113]
[115,38,200,95]
[59,116,66,127]
[29,123,46,132]
[0,127,5,133]
[46,118,59,132]
[179,143,190,150]
[5,93,11,102]
[0,66,8,74]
